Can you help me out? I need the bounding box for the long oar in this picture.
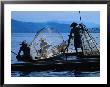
[11,51,17,55]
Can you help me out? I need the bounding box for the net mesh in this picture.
[30,28,66,59]
[81,24,100,56]
[64,23,100,56]
[30,23,100,59]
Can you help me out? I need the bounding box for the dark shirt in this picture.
[18,44,30,56]
[70,26,82,48]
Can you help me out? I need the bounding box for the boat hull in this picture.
[12,57,100,72]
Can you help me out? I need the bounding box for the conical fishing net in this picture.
[30,23,99,59]
[65,23,100,56]
[30,27,66,59]
[81,23,100,56]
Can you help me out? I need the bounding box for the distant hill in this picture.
[11,19,100,33]
[11,19,70,33]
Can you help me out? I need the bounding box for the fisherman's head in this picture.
[20,40,28,46]
[70,22,78,29]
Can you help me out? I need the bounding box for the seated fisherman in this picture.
[39,38,48,58]
[16,40,32,61]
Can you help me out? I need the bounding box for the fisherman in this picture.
[16,40,32,61]
[39,38,48,58]
[65,22,84,55]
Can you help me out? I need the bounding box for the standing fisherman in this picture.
[65,22,84,55]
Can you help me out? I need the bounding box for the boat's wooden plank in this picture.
[11,59,100,71]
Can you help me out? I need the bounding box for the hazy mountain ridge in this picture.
[11,19,100,33]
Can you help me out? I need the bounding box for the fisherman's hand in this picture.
[16,55,21,61]
[16,55,20,58]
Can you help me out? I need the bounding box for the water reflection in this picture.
[19,71,31,77]
[11,70,100,77]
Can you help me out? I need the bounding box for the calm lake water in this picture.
[11,33,100,77]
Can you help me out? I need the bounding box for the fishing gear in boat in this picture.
[11,51,17,55]
[29,27,66,60]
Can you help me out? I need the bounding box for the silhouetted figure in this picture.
[65,22,84,55]
[16,40,32,61]
[80,16,81,21]
[40,38,48,58]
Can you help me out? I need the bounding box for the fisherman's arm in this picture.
[17,47,22,55]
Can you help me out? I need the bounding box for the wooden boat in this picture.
[11,54,100,72]
[11,25,100,72]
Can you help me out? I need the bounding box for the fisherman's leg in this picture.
[81,46,84,55]
[65,36,71,52]
[80,41,84,55]
[65,46,68,60]
[75,47,78,55]
[65,42,69,52]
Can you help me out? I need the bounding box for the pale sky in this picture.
[11,11,100,24]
